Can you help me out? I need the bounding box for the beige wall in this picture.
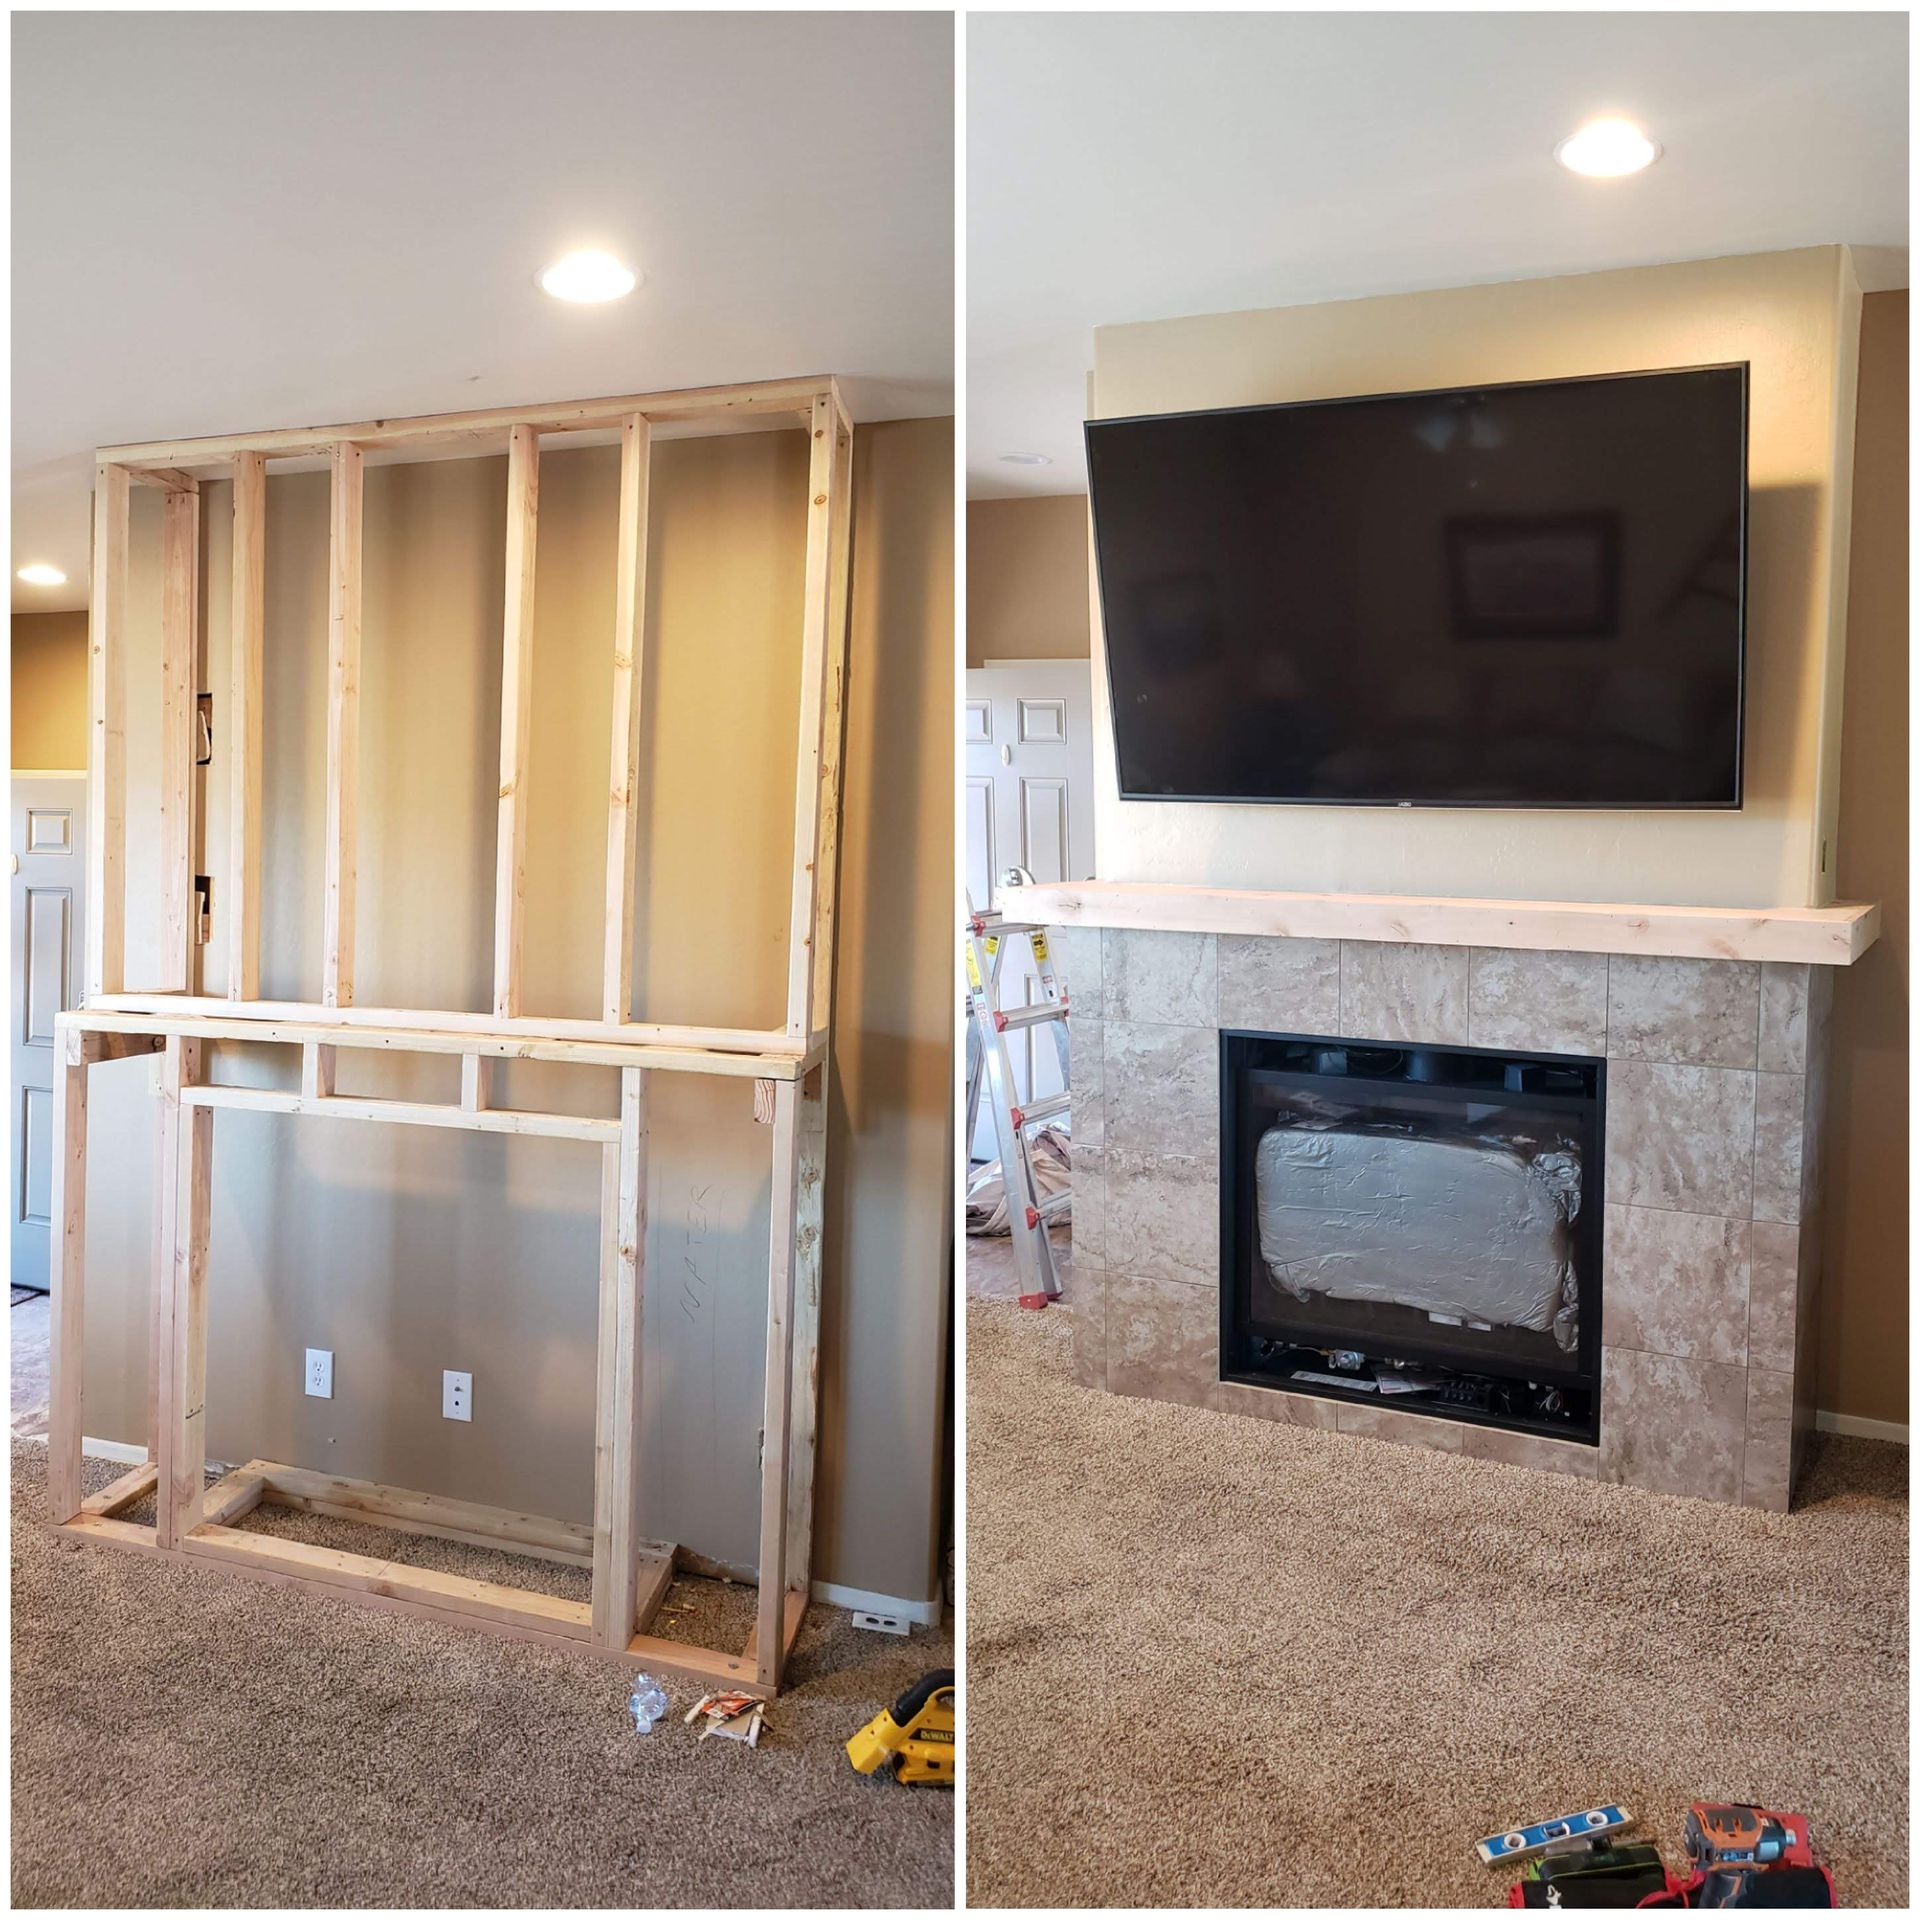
[966,494,1090,665]
[80,416,953,1606]
[1823,292,1907,1425]
[1089,247,1862,909]
[10,609,90,768]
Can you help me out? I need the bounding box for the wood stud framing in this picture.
[55,378,855,1695]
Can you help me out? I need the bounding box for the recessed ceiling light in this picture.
[1554,118,1661,178]
[538,249,639,303]
[16,563,66,586]
[999,451,1052,466]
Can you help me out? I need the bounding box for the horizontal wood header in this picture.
[1012,880,1881,967]
[100,375,844,476]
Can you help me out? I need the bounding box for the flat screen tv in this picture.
[1085,363,1748,809]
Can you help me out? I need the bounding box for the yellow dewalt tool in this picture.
[846,1668,956,1786]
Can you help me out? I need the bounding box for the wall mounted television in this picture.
[1085,363,1749,809]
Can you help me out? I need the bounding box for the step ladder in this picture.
[964,890,1073,1308]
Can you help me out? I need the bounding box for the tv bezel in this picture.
[1085,360,1751,812]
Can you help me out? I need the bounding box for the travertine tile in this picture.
[1603,1204,1749,1366]
[1070,1016,1104,1149]
[1217,936,1340,1036]
[1104,1022,1219,1156]
[1047,924,1102,1005]
[1758,963,1811,1073]
[1468,947,1610,1056]
[1101,928,1217,1026]
[1213,1380,1340,1429]
[1334,1399,1466,1453]
[1746,1221,1800,1374]
[1606,955,1759,1068]
[1752,1072,1806,1225]
[1104,1271,1218,1408]
[1599,1348,1746,1502]
[1104,1150,1219,1287]
[1072,1270,1107,1390]
[1742,1366,1795,1511]
[1604,1061,1756,1218]
[1459,1425,1600,1480]
[1339,941,1470,1044]
[1071,1145,1105,1269]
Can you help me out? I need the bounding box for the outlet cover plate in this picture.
[443,1369,472,1422]
[852,1610,911,1636]
[304,1348,333,1399]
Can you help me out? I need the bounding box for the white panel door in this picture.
[963,662,1095,1158]
[11,775,87,1291]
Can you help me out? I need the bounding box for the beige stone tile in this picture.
[1467,947,1609,1056]
[1104,1022,1219,1156]
[1758,963,1811,1073]
[1339,941,1470,1045]
[1070,1016,1103,1149]
[1104,1271,1218,1408]
[1072,1270,1107,1391]
[1752,1072,1806,1225]
[1459,1425,1600,1480]
[1606,955,1759,1068]
[1599,1348,1746,1502]
[1217,936,1340,1035]
[1101,928,1217,1026]
[1214,1380,1340,1429]
[1334,1398,1467,1453]
[1104,1150,1219,1287]
[1604,1060,1755,1218]
[1603,1204,1749,1366]
[1742,1366,1795,1511]
[1746,1220,1800,1375]
[1071,1145,1105,1269]
[1048,924,1102,1005]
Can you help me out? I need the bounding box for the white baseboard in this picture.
[1816,1409,1909,1444]
[82,1436,148,1464]
[812,1578,944,1626]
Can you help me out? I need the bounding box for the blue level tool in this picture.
[1476,1806,1632,1866]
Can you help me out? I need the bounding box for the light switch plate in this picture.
[304,1348,333,1399]
[443,1369,472,1422]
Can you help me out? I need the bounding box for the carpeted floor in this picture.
[965,1295,1909,1909]
[12,1441,953,1908]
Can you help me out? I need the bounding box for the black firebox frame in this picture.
[1218,1029,1606,1445]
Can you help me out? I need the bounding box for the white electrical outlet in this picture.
[852,1610,911,1637]
[304,1348,333,1399]
[443,1369,473,1422]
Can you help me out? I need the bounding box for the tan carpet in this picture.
[964,1297,1908,1909]
[12,1442,953,1908]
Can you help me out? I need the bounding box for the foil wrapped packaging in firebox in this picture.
[1253,1094,1582,1350]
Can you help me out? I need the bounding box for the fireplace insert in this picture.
[1220,1030,1603,1443]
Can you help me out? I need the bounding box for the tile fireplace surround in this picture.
[1024,882,1881,1511]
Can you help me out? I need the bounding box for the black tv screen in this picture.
[1086,364,1748,809]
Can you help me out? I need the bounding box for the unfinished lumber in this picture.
[85,464,130,999]
[228,451,266,999]
[783,394,844,1040]
[494,423,540,1018]
[602,412,651,1022]
[159,482,201,991]
[591,1069,648,1647]
[753,1076,803,1688]
[59,375,853,1695]
[45,1040,90,1525]
[322,440,363,1007]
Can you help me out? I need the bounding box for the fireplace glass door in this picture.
[1221,1031,1603,1443]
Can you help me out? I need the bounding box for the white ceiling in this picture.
[12,11,953,611]
[968,10,1908,500]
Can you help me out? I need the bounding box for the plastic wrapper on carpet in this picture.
[965,1125,1071,1235]
[1254,1092,1582,1349]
